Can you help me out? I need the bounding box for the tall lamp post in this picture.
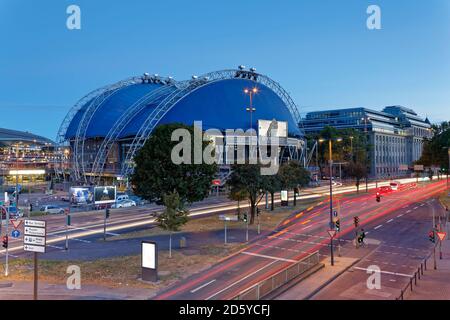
[319,137,342,266]
[244,87,258,162]
[361,116,371,192]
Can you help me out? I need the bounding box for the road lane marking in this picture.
[406,210,412,213]
[205,260,278,300]
[71,238,91,243]
[414,207,419,210]
[190,279,216,293]
[302,225,313,231]
[295,212,304,219]
[268,229,288,239]
[301,219,312,225]
[397,214,404,218]
[70,226,120,236]
[387,219,394,223]
[353,266,412,278]
[47,244,64,250]
[241,251,298,263]
[374,225,383,230]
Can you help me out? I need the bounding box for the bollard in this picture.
[410,278,413,292]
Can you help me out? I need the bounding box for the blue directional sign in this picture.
[11,229,20,238]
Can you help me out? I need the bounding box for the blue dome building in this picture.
[57,68,304,183]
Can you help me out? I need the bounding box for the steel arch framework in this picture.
[59,69,306,182]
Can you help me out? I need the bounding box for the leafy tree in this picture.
[346,161,367,193]
[278,161,310,206]
[157,191,188,258]
[131,123,217,205]
[227,164,265,225]
[262,174,281,211]
[228,188,248,219]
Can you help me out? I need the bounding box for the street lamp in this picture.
[319,137,342,266]
[244,87,258,162]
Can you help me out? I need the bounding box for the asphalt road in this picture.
[153,180,448,300]
[310,196,445,300]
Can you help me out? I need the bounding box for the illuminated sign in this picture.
[94,186,117,204]
[142,242,156,269]
[258,119,288,138]
[8,170,46,175]
[69,187,94,205]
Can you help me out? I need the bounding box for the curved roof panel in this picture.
[0,128,54,146]
[159,79,301,136]
[64,72,302,141]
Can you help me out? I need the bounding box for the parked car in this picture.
[1,206,23,219]
[112,199,136,208]
[128,195,147,206]
[116,194,130,202]
[40,205,65,215]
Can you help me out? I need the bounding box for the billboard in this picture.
[94,186,117,204]
[258,119,288,138]
[69,187,94,205]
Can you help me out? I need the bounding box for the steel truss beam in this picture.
[91,84,177,182]
[120,69,306,177]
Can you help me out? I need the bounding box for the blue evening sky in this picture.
[0,0,449,139]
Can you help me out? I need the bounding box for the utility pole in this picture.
[328,140,334,266]
[4,205,9,276]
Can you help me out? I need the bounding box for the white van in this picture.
[116,194,129,202]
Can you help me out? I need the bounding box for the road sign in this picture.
[24,226,45,237]
[23,244,45,253]
[10,219,22,230]
[212,179,221,186]
[24,235,46,246]
[219,214,239,221]
[328,230,336,238]
[11,230,20,238]
[437,232,447,241]
[24,220,46,228]
[414,165,424,171]
[23,219,46,253]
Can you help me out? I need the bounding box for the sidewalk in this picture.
[405,232,450,300]
[275,257,359,300]
[0,280,152,300]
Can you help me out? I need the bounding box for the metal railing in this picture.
[231,251,320,300]
[396,254,432,300]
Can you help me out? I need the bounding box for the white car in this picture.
[113,199,136,208]
[40,205,65,215]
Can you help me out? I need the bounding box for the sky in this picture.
[0,0,449,139]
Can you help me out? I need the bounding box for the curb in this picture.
[303,258,362,300]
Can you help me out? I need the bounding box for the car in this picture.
[1,206,23,219]
[390,182,401,191]
[128,195,147,206]
[40,205,65,215]
[116,194,130,202]
[378,186,393,194]
[112,199,136,208]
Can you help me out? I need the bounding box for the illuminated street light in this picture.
[318,137,342,266]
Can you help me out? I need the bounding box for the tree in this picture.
[278,161,310,206]
[131,123,217,205]
[227,164,265,225]
[262,174,281,211]
[157,191,188,258]
[228,188,248,219]
[346,161,367,193]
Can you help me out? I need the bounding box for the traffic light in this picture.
[335,219,340,231]
[256,208,261,216]
[353,216,359,228]
[429,230,436,243]
[2,236,8,249]
[243,213,248,223]
[376,193,381,202]
[105,208,110,219]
